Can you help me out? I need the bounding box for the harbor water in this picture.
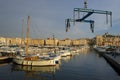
[0,48,120,80]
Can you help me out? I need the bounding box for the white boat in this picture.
[0,53,12,63]
[13,56,58,66]
[0,56,10,62]
[59,48,72,57]
[13,16,58,66]
[94,46,106,53]
[36,52,61,64]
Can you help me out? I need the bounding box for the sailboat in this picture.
[0,38,12,63]
[0,53,11,63]
[13,16,59,66]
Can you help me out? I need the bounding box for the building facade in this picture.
[72,39,88,46]
[95,33,120,46]
[31,39,44,46]
[45,38,58,46]
[0,37,90,46]
[0,37,6,45]
[58,38,72,46]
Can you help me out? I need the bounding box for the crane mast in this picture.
[84,0,88,9]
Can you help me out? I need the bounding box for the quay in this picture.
[94,46,120,74]
[103,54,120,73]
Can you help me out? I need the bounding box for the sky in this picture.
[0,0,120,39]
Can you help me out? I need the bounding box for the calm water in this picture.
[0,48,120,80]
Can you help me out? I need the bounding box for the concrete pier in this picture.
[94,46,120,73]
[102,53,120,74]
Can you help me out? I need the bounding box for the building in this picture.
[95,33,120,46]
[72,39,88,46]
[45,38,58,46]
[38,39,45,46]
[0,37,91,47]
[58,38,72,46]
[31,39,44,46]
[0,37,6,45]
[7,38,22,46]
[96,35,103,46]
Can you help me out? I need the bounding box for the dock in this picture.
[103,53,120,73]
[94,46,120,74]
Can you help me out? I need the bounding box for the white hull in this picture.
[0,56,11,63]
[13,57,57,66]
[60,50,72,57]
[94,46,106,53]
[0,56,9,60]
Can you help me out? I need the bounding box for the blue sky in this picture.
[0,0,120,39]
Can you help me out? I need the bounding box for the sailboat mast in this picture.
[53,34,56,53]
[26,16,30,57]
[21,19,24,48]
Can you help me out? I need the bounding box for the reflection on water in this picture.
[11,64,60,80]
[79,47,91,55]
[12,64,60,73]
[0,62,10,67]
[61,56,71,62]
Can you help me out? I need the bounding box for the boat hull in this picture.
[13,58,57,66]
[0,56,12,63]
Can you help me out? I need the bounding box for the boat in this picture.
[94,46,107,53]
[59,47,72,57]
[13,16,59,66]
[13,56,58,66]
[0,52,12,63]
[0,56,9,63]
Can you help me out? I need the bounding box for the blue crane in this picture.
[65,0,112,33]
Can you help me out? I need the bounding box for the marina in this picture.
[0,0,120,80]
[0,47,120,80]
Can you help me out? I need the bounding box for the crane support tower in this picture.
[65,0,112,33]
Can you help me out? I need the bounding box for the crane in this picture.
[65,0,112,33]
[84,0,88,9]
